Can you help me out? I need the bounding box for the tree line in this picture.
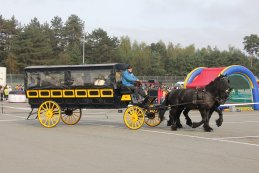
[1,14,259,76]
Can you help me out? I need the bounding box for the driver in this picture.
[122,65,149,104]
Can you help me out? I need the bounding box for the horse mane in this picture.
[205,75,229,93]
[205,77,218,91]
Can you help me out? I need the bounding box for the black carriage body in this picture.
[24,63,132,109]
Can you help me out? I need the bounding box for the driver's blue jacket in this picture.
[122,70,138,87]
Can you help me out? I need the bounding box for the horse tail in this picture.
[159,92,169,121]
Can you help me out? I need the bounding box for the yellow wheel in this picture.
[123,106,145,130]
[61,108,82,125]
[38,100,61,128]
[144,109,161,127]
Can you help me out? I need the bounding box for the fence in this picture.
[6,74,24,88]
[138,76,185,85]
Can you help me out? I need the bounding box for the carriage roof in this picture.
[24,63,129,71]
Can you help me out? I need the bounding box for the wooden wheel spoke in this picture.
[145,112,161,127]
[53,114,59,118]
[128,109,133,115]
[38,101,60,128]
[43,102,49,109]
[41,106,48,111]
[125,113,131,119]
[51,103,55,110]
[53,116,59,122]
[137,119,143,124]
[53,111,59,114]
[46,119,50,126]
[43,118,47,123]
[71,115,77,121]
[125,116,131,121]
[124,106,144,130]
[135,121,139,127]
[53,111,60,115]
[70,116,76,120]
[131,122,135,128]
[50,118,54,125]
[61,109,81,125]
[71,116,76,121]
[138,113,144,118]
[72,114,79,118]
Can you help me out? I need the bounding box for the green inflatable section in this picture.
[228,74,252,103]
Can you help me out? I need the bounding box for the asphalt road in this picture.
[0,101,259,173]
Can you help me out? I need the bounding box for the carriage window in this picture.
[70,69,112,86]
[27,72,40,88]
[91,69,112,86]
[26,67,114,88]
[40,71,65,87]
[70,71,85,86]
[115,72,122,82]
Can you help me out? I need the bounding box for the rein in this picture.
[158,101,218,110]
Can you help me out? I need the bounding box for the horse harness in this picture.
[163,87,228,110]
[166,89,206,109]
[192,88,206,104]
[192,88,230,105]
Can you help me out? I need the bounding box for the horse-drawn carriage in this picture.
[25,63,162,129]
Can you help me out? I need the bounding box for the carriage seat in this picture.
[115,80,132,94]
[115,71,134,95]
[119,85,134,94]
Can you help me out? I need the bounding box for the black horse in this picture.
[181,87,232,128]
[159,75,231,132]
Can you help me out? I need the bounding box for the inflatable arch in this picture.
[184,65,259,110]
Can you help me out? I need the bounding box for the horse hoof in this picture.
[186,120,192,127]
[204,129,213,132]
[192,123,199,128]
[216,119,223,127]
[204,126,213,132]
[176,123,183,128]
[171,125,177,131]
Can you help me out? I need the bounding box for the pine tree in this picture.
[11,18,54,71]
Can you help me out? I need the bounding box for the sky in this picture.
[1,0,259,50]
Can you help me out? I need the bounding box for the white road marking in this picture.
[0,119,24,122]
[77,121,259,147]
[223,121,259,124]
[1,106,31,110]
[216,139,259,147]
[139,129,259,147]
[2,114,26,119]
[214,136,259,140]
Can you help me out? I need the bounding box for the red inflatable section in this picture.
[186,67,225,88]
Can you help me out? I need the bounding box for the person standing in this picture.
[4,85,9,100]
[0,86,3,101]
